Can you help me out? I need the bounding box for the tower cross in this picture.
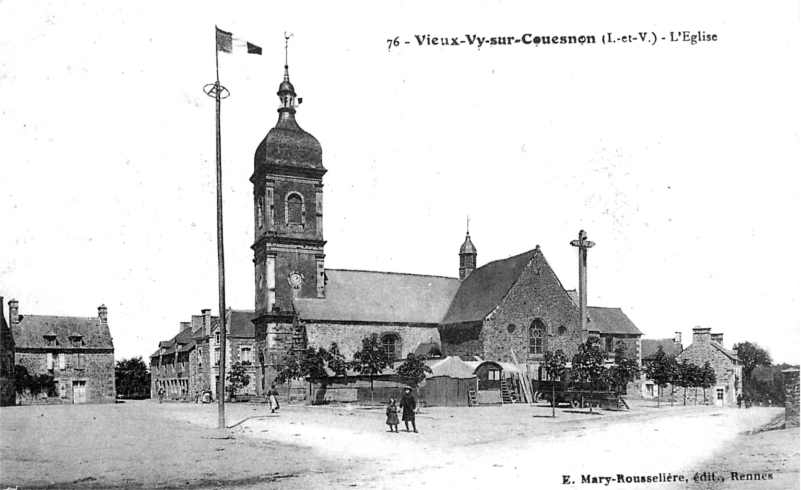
[570,230,595,338]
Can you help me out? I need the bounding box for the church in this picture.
[250,56,642,396]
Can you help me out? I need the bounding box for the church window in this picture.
[507,324,516,334]
[381,334,401,360]
[558,326,567,336]
[529,319,545,355]
[286,193,304,225]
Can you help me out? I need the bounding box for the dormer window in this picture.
[69,334,83,348]
[44,333,57,347]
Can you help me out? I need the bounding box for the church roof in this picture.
[254,115,323,171]
[441,249,540,325]
[11,314,113,350]
[293,269,460,324]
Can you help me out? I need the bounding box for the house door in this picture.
[73,381,87,404]
[715,388,724,407]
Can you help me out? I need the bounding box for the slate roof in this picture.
[441,249,539,325]
[565,289,642,336]
[12,314,113,350]
[294,269,460,324]
[214,309,255,338]
[587,307,642,335]
[414,342,443,358]
[641,339,683,359]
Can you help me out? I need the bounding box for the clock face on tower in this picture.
[288,272,303,288]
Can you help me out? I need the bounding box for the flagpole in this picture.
[206,26,230,430]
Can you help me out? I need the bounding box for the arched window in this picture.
[286,193,304,225]
[529,319,546,355]
[381,333,401,360]
[256,195,264,228]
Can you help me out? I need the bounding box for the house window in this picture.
[71,337,82,348]
[198,348,203,367]
[45,337,56,347]
[286,193,303,224]
[47,353,55,371]
[381,334,400,360]
[58,353,66,370]
[529,319,545,355]
[605,337,614,353]
[215,332,220,344]
[241,347,252,364]
[717,389,724,400]
[76,353,85,370]
[488,369,501,381]
[214,348,220,365]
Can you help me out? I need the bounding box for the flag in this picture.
[216,27,262,55]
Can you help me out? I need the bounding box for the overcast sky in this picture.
[1,1,799,364]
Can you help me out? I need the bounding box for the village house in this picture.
[247,54,644,400]
[0,296,15,407]
[640,333,684,399]
[8,299,115,404]
[676,327,742,406]
[150,308,255,401]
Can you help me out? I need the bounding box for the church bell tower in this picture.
[251,37,326,391]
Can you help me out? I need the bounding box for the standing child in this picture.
[386,399,399,432]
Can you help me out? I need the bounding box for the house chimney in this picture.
[692,326,712,343]
[98,304,108,325]
[202,309,211,336]
[8,299,19,327]
[711,333,724,347]
[180,322,191,333]
[674,331,682,344]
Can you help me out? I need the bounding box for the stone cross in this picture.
[570,230,595,336]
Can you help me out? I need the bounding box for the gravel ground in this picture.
[1,400,795,489]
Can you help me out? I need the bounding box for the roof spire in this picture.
[466,215,470,235]
[284,32,293,81]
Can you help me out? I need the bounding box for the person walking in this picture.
[157,386,165,404]
[399,387,418,433]
[386,398,399,433]
[268,384,280,414]
[737,393,743,409]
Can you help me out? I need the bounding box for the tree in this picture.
[352,334,391,407]
[644,346,678,408]
[226,362,250,400]
[607,342,641,396]
[14,365,57,398]
[733,341,772,379]
[115,357,151,399]
[571,337,607,412]
[674,360,695,406]
[699,361,717,405]
[543,349,568,417]
[325,342,350,379]
[274,350,303,399]
[396,353,432,412]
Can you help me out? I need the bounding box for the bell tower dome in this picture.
[459,219,477,280]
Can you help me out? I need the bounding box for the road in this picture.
[1,400,796,489]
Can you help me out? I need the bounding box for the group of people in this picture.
[385,387,418,433]
[737,393,753,409]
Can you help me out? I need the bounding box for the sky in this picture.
[1,1,799,364]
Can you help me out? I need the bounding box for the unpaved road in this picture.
[1,400,796,489]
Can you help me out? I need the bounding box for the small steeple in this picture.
[278,32,299,115]
[459,217,477,280]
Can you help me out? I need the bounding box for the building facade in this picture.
[8,299,115,404]
[676,327,742,406]
[150,308,255,401]
[0,296,15,407]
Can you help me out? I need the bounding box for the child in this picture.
[386,398,399,432]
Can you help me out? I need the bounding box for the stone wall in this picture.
[15,350,115,404]
[305,322,440,361]
[783,369,799,428]
[480,252,582,363]
[677,343,742,407]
